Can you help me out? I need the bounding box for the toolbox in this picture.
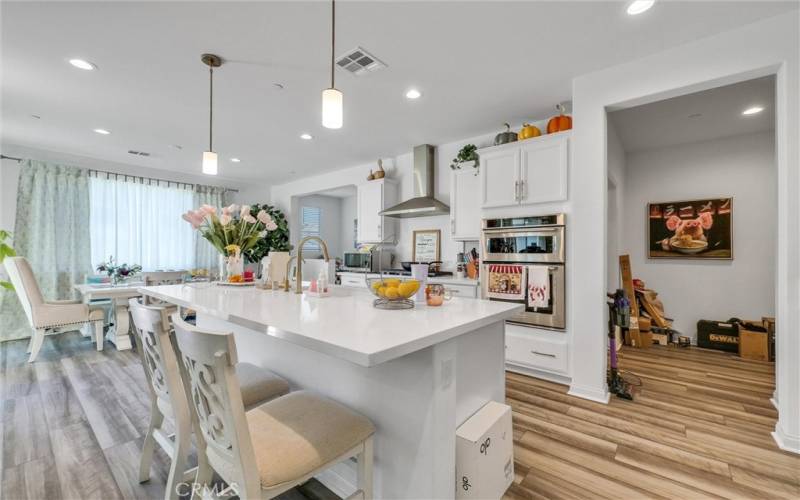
[697,319,740,352]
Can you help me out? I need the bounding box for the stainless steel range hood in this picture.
[380,144,450,218]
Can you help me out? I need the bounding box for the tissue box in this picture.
[456,401,513,500]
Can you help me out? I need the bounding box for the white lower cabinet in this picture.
[504,324,568,375]
[338,272,368,288]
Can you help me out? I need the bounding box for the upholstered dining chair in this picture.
[171,315,375,500]
[128,299,291,500]
[4,256,104,362]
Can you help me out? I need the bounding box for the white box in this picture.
[456,401,514,499]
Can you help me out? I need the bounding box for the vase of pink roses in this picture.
[182,204,277,282]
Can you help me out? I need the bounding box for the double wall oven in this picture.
[481,214,566,330]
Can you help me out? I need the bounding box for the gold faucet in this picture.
[283,255,298,291]
[286,236,330,294]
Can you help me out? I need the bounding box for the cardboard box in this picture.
[739,320,769,361]
[456,401,513,500]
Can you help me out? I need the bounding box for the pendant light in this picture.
[322,0,342,129]
[201,53,222,175]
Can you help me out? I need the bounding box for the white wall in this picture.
[341,194,357,253]
[623,131,775,342]
[295,194,343,259]
[571,11,798,450]
[606,121,626,291]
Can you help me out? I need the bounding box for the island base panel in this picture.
[197,314,506,500]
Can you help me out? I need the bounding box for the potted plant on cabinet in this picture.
[450,144,479,174]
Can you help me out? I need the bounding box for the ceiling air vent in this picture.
[336,47,386,76]
[128,150,151,157]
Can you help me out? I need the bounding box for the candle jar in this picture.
[425,284,452,306]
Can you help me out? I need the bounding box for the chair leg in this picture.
[26,334,34,353]
[165,425,190,500]
[28,329,46,363]
[139,399,164,483]
[190,452,214,500]
[93,321,104,351]
[357,436,374,500]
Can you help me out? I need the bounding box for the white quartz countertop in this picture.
[138,284,520,367]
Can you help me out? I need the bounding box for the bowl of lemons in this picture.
[366,276,421,310]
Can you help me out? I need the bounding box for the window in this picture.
[89,175,196,270]
[300,206,321,250]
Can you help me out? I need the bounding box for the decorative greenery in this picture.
[243,204,291,263]
[450,144,479,170]
[96,256,143,284]
[0,230,16,290]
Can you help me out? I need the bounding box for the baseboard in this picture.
[505,363,571,386]
[772,424,800,455]
[567,382,610,404]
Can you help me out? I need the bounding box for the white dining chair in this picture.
[141,271,186,306]
[4,256,104,362]
[128,299,291,500]
[171,315,375,500]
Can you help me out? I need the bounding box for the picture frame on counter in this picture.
[412,229,441,262]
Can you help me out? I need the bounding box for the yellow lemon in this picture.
[377,286,388,298]
[383,278,401,288]
[398,280,420,298]
[371,281,383,291]
[384,287,400,299]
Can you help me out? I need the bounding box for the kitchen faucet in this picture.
[285,236,330,294]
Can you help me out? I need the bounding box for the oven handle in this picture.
[483,226,561,234]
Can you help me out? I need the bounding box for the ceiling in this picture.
[2,1,796,184]
[609,75,776,153]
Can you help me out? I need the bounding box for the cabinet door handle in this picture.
[520,180,526,200]
[514,180,520,201]
[451,219,455,234]
[531,350,556,358]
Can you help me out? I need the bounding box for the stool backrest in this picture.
[128,299,189,426]
[171,315,259,490]
[3,256,44,327]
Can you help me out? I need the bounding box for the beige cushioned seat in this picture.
[236,362,290,409]
[246,390,375,488]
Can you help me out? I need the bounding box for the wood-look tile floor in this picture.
[505,345,799,500]
[2,334,798,499]
[0,332,336,500]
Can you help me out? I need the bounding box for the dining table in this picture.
[73,282,144,350]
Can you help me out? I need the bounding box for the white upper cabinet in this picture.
[479,131,569,208]
[357,179,397,243]
[450,167,481,240]
[519,133,568,204]
[480,147,520,208]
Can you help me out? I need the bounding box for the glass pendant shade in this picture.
[202,151,218,175]
[322,88,343,129]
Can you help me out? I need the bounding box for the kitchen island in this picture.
[138,283,522,499]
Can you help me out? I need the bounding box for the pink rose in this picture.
[256,210,272,225]
[200,204,217,216]
[182,210,206,229]
[265,220,278,231]
[242,214,257,224]
[239,205,251,219]
[221,204,238,216]
[219,214,232,226]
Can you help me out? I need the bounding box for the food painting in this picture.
[648,198,732,259]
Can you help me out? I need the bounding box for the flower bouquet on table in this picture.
[96,256,142,285]
[182,204,277,283]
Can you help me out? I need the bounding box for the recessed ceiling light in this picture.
[300,133,313,140]
[627,0,655,15]
[405,89,422,99]
[93,128,111,135]
[69,58,96,70]
[742,106,764,116]
[231,158,241,162]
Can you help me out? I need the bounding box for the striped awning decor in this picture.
[488,264,524,274]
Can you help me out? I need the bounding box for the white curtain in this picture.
[193,185,230,274]
[89,174,195,271]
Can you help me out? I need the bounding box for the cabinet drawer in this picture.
[339,274,366,288]
[440,284,478,298]
[505,331,568,374]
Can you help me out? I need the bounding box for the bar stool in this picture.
[171,315,375,500]
[128,299,290,500]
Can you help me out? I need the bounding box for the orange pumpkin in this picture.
[547,104,573,134]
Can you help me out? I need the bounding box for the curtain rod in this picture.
[1,154,239,193]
